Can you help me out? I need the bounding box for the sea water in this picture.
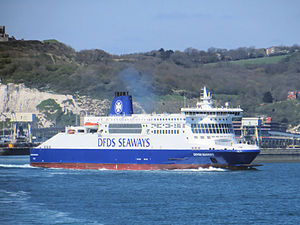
[0,156,299,225]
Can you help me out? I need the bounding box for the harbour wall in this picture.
[254,148,300,163]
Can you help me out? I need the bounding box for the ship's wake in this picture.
[0,164,36,168]
[174,166,227,172]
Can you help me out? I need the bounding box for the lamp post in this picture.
[0,113,5,138]
[10,111,16,144]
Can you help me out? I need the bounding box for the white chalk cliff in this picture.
[0,83,110,127]
[0,83,79,113]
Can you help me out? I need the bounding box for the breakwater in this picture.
[0,143,39,156]
[254,148,300,163]
[0,146,29,155]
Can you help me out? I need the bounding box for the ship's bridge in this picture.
[180,87,243,117]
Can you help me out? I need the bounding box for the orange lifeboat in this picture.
[84,122,99,130]
[67,129,75,134]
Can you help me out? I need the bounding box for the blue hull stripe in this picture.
[30,148,259,165]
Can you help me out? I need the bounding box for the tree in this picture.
[263,91,273,103]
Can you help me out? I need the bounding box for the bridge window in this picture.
[109,123,142,134]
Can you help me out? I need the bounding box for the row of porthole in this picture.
[153,118,185,121]
[194,135,230,139]
[153,130,180,134]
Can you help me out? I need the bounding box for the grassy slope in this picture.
[1,41,300,126]
[230,55,288,65]
[205,55,288,66]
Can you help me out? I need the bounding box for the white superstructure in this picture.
[69,87,258,151]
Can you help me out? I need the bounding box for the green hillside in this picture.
[1,40,300,126]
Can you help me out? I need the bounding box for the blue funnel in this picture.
[110,92,133,116]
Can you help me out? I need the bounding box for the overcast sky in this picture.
[1,0,300,54]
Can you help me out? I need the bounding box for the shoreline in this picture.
[254,148,300,163]
[0,147,30,156]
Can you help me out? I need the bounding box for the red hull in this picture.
[30,162,258,170]
[30,162,213,170]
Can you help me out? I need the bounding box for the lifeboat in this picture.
[67,129,75,134]
[84,122,99,130]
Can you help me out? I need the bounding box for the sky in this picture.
[1,0,300,55]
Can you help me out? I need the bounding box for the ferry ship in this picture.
[30,87,260,170]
